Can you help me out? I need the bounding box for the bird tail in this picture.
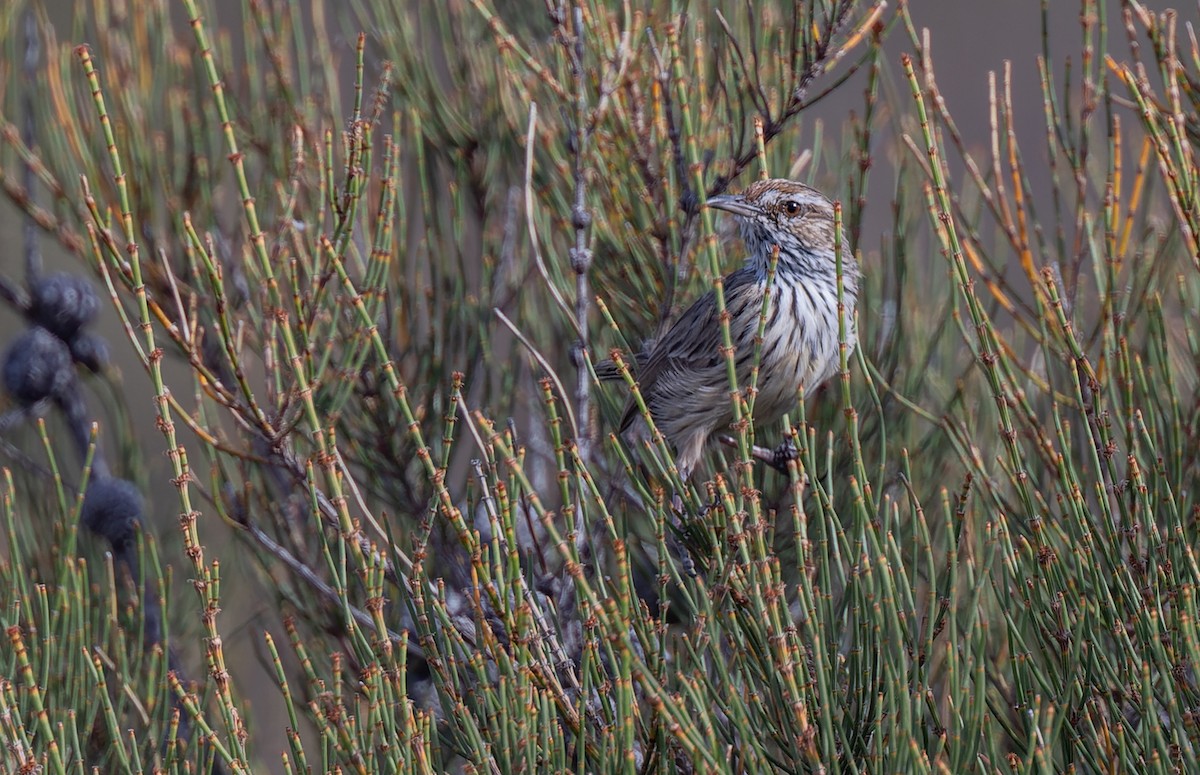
[593,357,626,382]
[594,342,654,382]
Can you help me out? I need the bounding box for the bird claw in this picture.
[668,493,699,577]
[769,438,799,472]
[719,434,799,473]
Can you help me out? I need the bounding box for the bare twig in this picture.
[568,4,595,468]
[524,104,577,330]
[23,10,42,282]
[242,521,420,655]
[494,307,579,439]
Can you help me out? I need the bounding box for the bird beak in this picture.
[705,193,760,218]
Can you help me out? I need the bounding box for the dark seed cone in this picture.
[67,330,110,374]
[3,326,110,476]
[80,475,202,754]
[3,325,75,405]
[28,272,101,340]
[81,476,145,553]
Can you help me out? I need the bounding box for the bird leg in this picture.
[718,434,799,473]
[768,437,800,472]
[668,492,698,578]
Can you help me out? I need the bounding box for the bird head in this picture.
[705,179,852,279]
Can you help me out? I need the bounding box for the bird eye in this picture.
[782,200,805,216]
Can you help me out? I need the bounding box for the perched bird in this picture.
[600,178,859,480]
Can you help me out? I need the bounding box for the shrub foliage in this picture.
[0,0,1198,772]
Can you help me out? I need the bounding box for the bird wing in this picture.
[619,268,759,431]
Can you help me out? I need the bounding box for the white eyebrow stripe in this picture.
[761,192,826,208]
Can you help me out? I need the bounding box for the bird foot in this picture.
[717,434,799,473]
[668,493,698,577]
[767,438,799,472]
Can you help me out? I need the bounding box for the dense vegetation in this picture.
[1,1,1198,772]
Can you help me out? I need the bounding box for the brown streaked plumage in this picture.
[601,178,859,480]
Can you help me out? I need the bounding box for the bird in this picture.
[599,178,860,480]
